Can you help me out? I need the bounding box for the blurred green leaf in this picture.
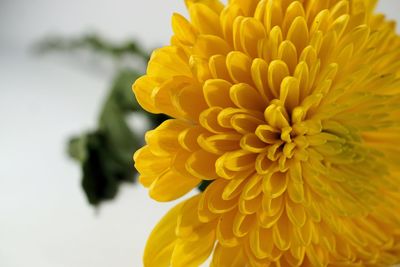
[81,132,128,205]
[38,34,211,206]
[68,136,87,162]
[35,34,149,62]
[198,180,213,192]
[67,68,169,206]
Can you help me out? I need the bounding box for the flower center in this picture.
[239,98,320,173]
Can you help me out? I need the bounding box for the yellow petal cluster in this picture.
[133,0,400,266]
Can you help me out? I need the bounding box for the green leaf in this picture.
[198,180,214,192]
[68,136,87,162]
[34,34,150,62]
[66,67,170,206]
[40,34,173,206]
[79,132,135,206]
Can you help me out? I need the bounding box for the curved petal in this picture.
[143,201,183,267]
[149,170,200,202]
[211,244,246,267]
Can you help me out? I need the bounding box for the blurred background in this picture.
[0,1,399,266]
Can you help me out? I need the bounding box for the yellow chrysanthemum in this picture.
[133,0,400,266]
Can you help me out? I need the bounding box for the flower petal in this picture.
[226,51,253,84]
[149,170,200,202]
[194,34,231,58]
[268,60,290,98]
[189,3,222,36]
[229,83,266,111]
[203,79,234,108]
[172,196,217,267]
[172,13,197,45]
[211,244,246,267]
[143,201,183,267]
[186,149,219,180]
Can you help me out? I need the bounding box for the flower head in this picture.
[133,0,400,266]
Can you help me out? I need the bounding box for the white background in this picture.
[0,1,399,266]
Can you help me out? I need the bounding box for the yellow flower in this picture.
[133,0,400,266]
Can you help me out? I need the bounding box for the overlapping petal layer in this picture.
[133,0,400,266]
